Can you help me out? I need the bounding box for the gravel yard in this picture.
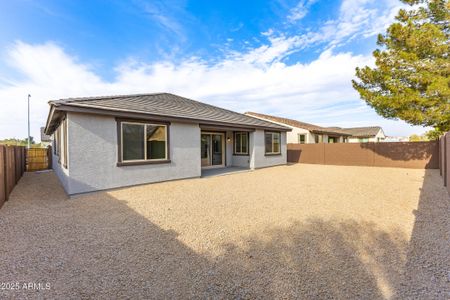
[0,164,448,299]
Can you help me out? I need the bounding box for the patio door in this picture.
[201,132,224,168]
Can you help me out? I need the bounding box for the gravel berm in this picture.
[0,164,448,299]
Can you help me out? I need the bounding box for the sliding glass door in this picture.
[201,132,224,168]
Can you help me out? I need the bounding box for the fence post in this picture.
[438,136,444,176]
[14,147,20,184]
[0,146,5,206]
[22,147,25,176]
[445,133,448,188]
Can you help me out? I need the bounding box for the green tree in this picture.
[424,129,442,140]
[409,133,429,141]
[0,137,36,146]
[353,0,450,135]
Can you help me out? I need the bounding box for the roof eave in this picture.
[310,129,352,136]
[53,104,292,132]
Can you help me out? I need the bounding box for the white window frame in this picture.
[265,131,281,155]
[234,132,249,155]
[121,122,168,162]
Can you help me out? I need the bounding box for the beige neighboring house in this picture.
[40,127,52,147]
[245,112,351,144]
[331,127,386,143]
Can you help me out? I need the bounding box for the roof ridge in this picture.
[246,111,324,129]
[55,92,265,124]
[50,92,167,104]
[45,93,292,135]
[245,112,354,135]
[170,94,260,120]
[342,126,381,129]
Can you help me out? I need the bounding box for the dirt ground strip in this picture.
[0,164,449,299]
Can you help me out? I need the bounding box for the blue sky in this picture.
[0,0,428,140]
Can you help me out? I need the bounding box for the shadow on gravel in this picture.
[396,169,450,299]
[0,170,448,299]
[213,219,406,299]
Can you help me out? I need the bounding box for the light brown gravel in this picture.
[0,164,448,299]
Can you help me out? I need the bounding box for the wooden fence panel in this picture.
[439,136,444,176]
[445,133,450,191]
[27,148,50,172]
[0,146,26,208]
[21,147,26,176]
[0,146,5,208]
[287,141,439,169]
[14,147,21,183]
[5,147,16,200]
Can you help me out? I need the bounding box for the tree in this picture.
[0,137,35,146]
[25,136,35,145]
[409,133,429,141]
[424,129,442,140]
[353,0,450,135]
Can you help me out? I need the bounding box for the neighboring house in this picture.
[335,127,386,143]
[40,127,52,147]
[245,112,351,144]
[44,93,290,195]
[383,136,409,142]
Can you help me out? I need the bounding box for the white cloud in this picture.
[0,38,427,142]
[287,0,317,23]
[287,0,406,50]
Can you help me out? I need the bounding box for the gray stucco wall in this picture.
[225,130,251,168]
[232,155,250,167]
[52,153,70,193]
[250,129,287,169]
[64,112,201,195]
[52,115,70,194]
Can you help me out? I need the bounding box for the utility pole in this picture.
[27,94,31,149]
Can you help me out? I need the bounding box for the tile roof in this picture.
[45,93,290,134]
[245,112,351,136]
[334,126,383,138]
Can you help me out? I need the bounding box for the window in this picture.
[119,121,169,164]
[265,131,281,155]
[62,118,68,168]
[358,138,369,143]
[315,134,323,143]
[56,127,61,158]
[298,134,306,144]
[234,132,249,155]
[328,136,337,143]
[54,129,58,155]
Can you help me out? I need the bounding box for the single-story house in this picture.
[245,112,351,144]
[384,136,409,142]
[329,126,386,143]
[44,93,290,195]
